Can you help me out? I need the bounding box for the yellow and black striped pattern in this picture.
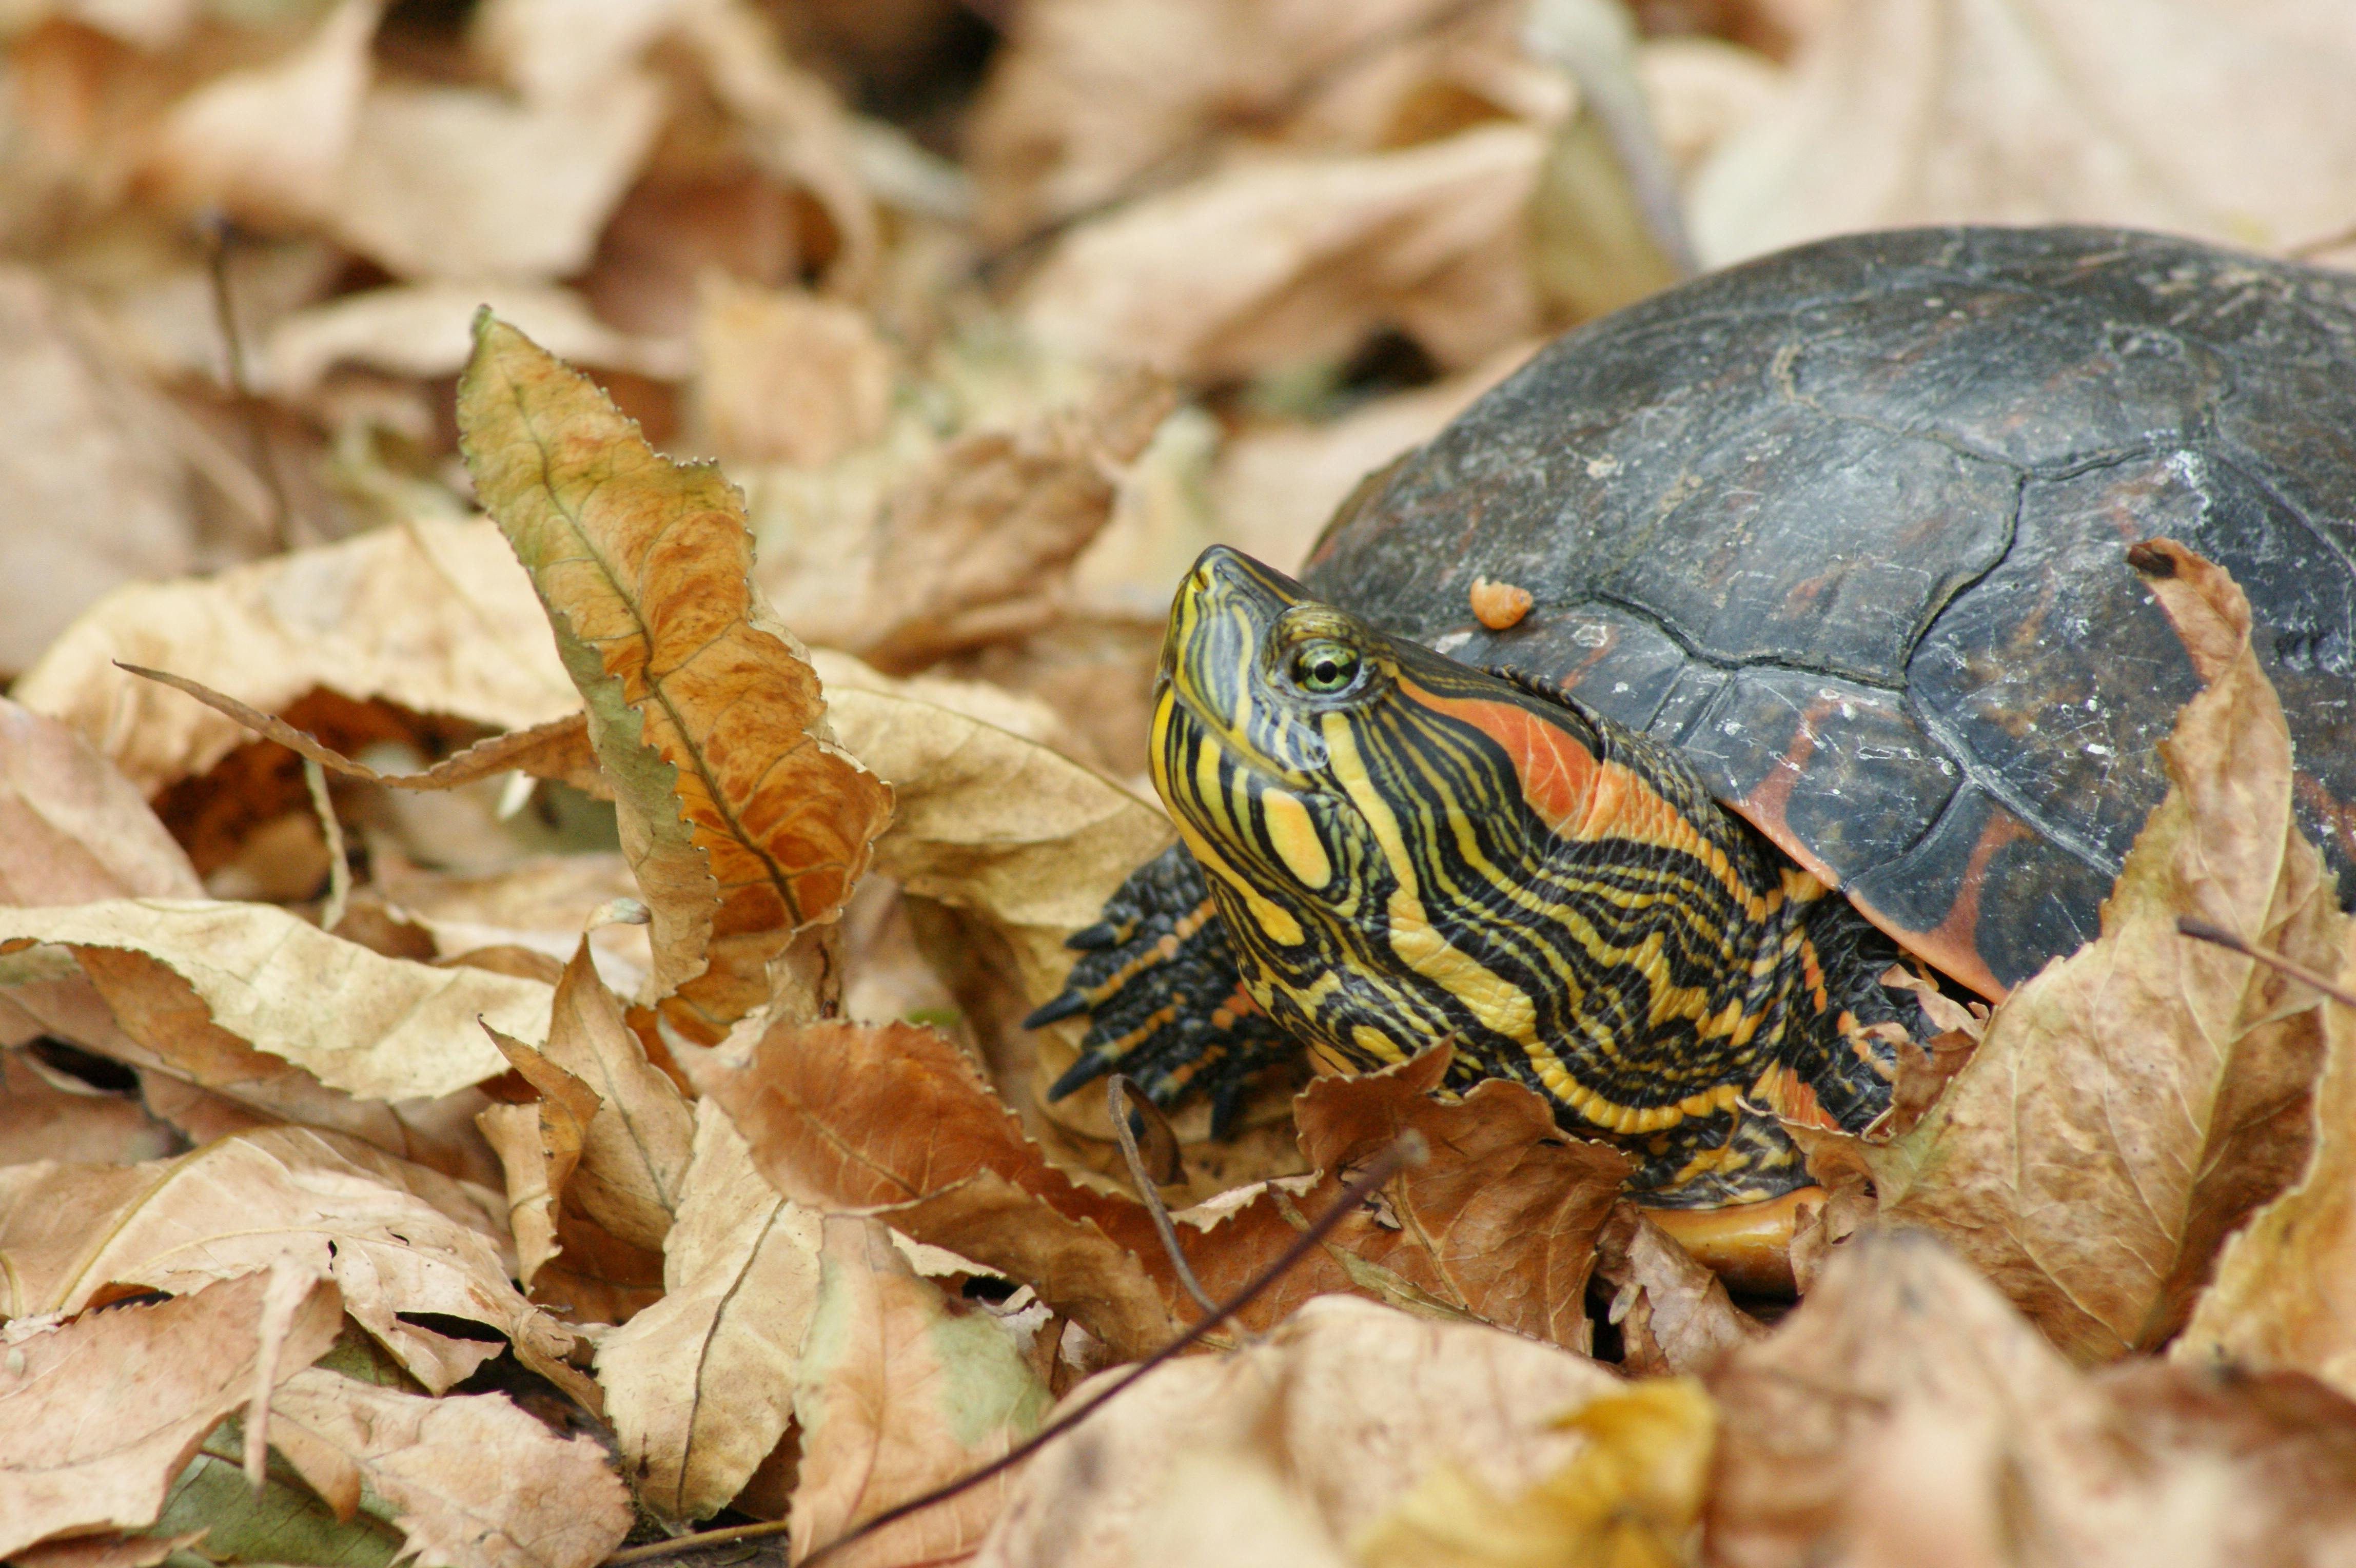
[1149,546,1905,1205]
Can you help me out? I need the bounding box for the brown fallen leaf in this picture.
[853,368,1176,674]
[1855,542,2344,1360]
[595,1103,821,1526]
[1356,1377,1716,1568]
[2174,917,2356,1402]
[688,1021,1626,1358]
[0,697,202,905]
[0,268,201,675]
[790,1214,1051,1566]
[266,1365,633,1568]
[1690,0,2356,263]
[0,1046,176,1165]
[0,1124,579,1398]
[261,281,693,398]
[1018,126,1545,381]
[1589,1203,1766,1378]
[975,1295,1624,1568]
[0,1266,341,1560]
[0,899,544,1101]
[476,1023,603,1291]
[1705,1228,2356,1567]
[538,937,695,1249]
[458,314,894,1042]
[7,1529,211,1568]
[690,276,895,467]
[12,516,578,797]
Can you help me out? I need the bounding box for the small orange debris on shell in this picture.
[1469,577,1533,630]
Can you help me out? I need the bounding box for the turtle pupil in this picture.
[1291,642,1359,694]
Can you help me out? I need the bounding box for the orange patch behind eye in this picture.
[1409,684,1598,835]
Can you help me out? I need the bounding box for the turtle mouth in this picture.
[1157,678,1323,796]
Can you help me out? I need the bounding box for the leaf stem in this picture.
[2175,916,2356,1007]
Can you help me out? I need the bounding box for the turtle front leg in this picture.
[1026,842,1298,1135]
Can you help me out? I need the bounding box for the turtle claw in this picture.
[1022,989,1090,1029]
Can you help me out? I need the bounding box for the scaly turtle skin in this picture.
[1033,225,2356,1206]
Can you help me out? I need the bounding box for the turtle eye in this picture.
[1287,640,1361,695]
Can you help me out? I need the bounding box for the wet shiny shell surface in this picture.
[1303,225,2356,997]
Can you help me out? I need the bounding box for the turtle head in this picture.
[1148,544,1610,1074]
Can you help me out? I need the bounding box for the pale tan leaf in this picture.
[975,1296,1622,1568]
[0,1046,175,1167]
[790,1213,1050,1567]
[266,1367,632,1568]
[594,1102,820,1526]
[0,698,200,906]
[13,517,578,797]
[0,269,199,674]
[539,938,693,1250]
[0,1268,340,1559]
[0,899,544,1100]
[7,1529,209,1568]
[365,855,649,996]
[1865,542,2345,1360]
[0,1125,573,1397]
[1705,1229,2356,1568]
[475,1024,600,1290]
[1690,0,2356,264]
[1018,126,1544,381]
[473,0,684,105]
[328,73,665,282]
[2175,919,2356,1402]
[142,0,379,224]
[458,315,894,1042]
[1588,1204,1765,1378]
[690,277,894,467]
[261,282,693,399]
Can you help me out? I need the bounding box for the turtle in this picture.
[1027,224,2356,1213]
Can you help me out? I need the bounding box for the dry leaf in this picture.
[1588,1203,1765,1378]
[1860,542,2344,1360]
[1690,0,2356,263]
[976,1295,1623,1568]
[1705,1228,2356,1567]
[142,0,379,225]
[8,1530,210,1568]
[689,276,895,466]
[0,899,544,1100]
[595,1102,819,1526]
[789,1213,1051,1566]
[0,1124,576,1397]
[473,0,684,105]
[457,314,894,1041]
[0,268,198,674]
[1018,126,1544,381]
[266,1366,633,1568]
[1355,1377,1715,1568]
[476,1023,603,1290]
[0,697,202,905]
[2175,918,2356,1402]
[261,281,693,399]
[328,71,666,282]
[0,1266,341,1559]
[0,1046,175,1164]
[13,516,577,797]
[538,937,694,1249]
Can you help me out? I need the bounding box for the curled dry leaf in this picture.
[0,1046,175,1164]
[789,1214,1051,1567]
[0,899,543,1100]
[476,1023,603,1290]
[1855,542,2344,1360]
[1705,1229,2356,1568]
[0,1124,576,1398]
[457,315,894,1042]
[595,1103,819,1526]
[975,1296,1622,1568]
[1018,126,1545,381]
[0,697,202,905]
[13,517,577,797]
[0,1266,341,1559]
[1690,0,2356,263]
[2175,918,2356,1402]
[8,1528,211,1568]
[538,937,694,1249]
[688,1022,1627,1359]
[1588,1203,1765,1378]
[266,1367,634,1568]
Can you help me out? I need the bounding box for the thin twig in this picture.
[603,1132,1429,1568]
[1107,1074,1218,1316]
[2176,916,2356,1008]
[202,211,294,551]
[302,758,351,933]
